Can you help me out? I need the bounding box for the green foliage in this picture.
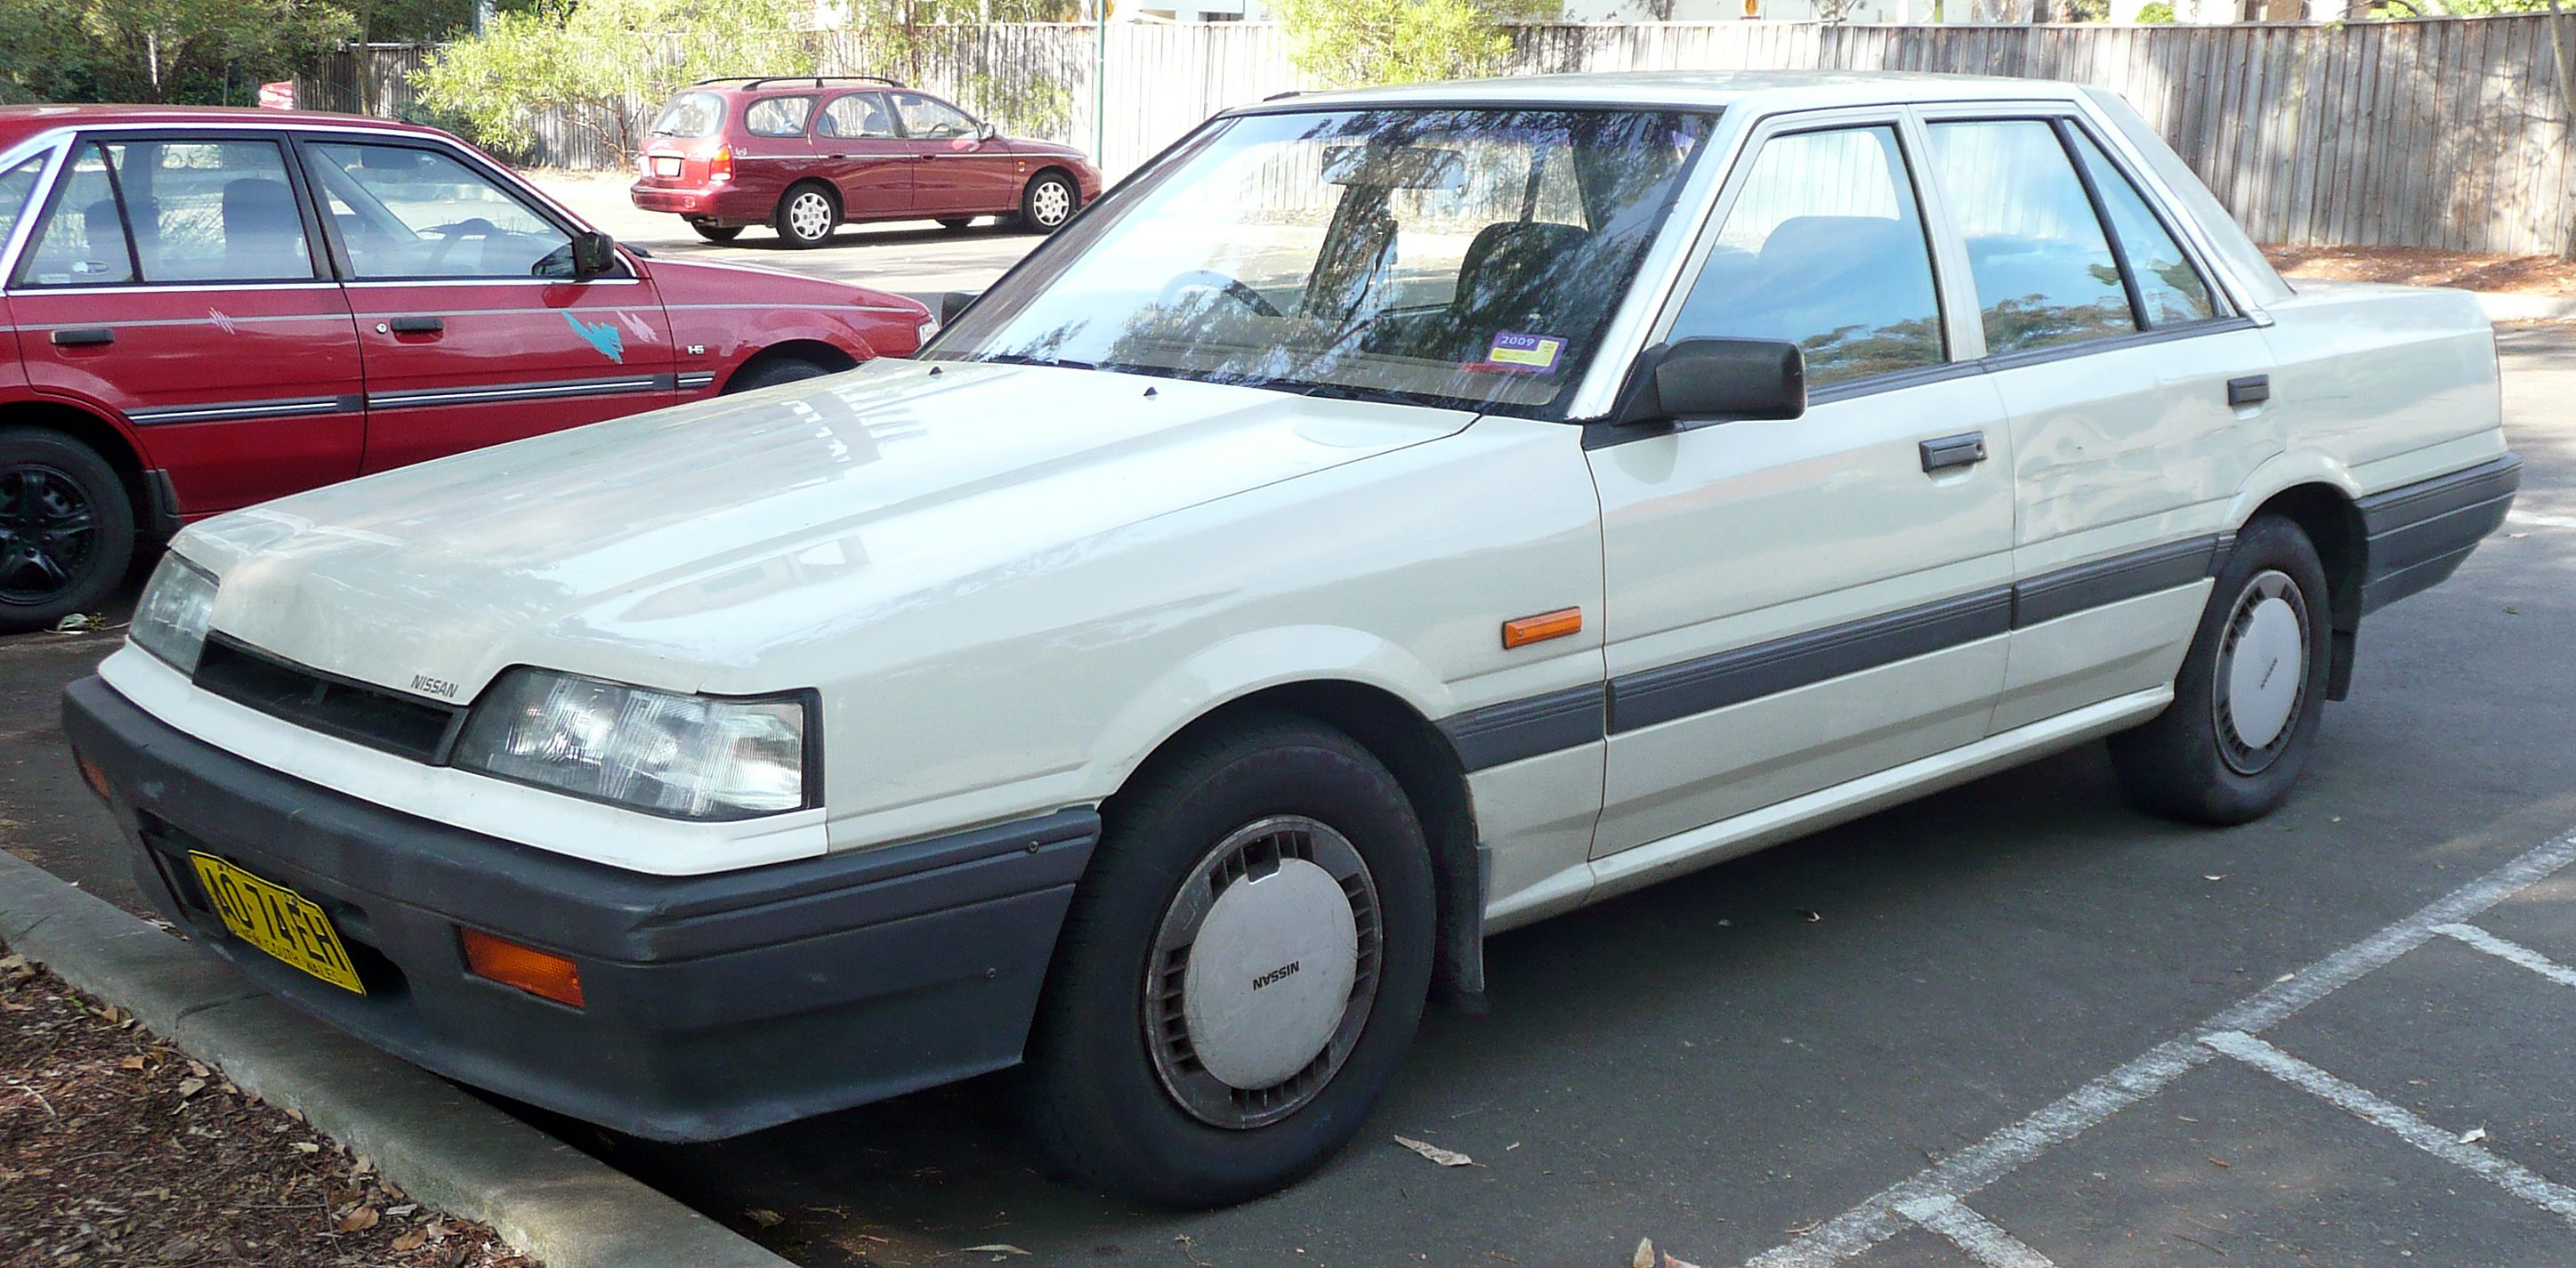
[415,0,819,164]
[1272,0,1558,90]
[0,0,356,104]
[964,73,1072,139]
[2134,0,2177,19]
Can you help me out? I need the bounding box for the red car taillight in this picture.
[708,146,734,184]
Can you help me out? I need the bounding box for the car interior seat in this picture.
[221,178,310,279]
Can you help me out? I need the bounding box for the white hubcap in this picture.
[1031,182,1071,226]
[2215,571,2307,771]
[787,192,832,239]
[1145,815,1381,1129]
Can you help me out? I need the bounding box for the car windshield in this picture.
[650,92,726,139]
[932,107,1716,416]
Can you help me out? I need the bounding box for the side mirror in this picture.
[940,290,980,324]
[977,122,999,142]
[570,230,618,281]
[1611,337,1805,429]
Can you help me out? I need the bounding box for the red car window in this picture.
[744,96,817,139]
[817,94,897,141]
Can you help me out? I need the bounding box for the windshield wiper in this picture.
[972,352,1105,372]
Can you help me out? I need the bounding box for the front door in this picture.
[1916,113,2280,733]
[9,134,364,514]
[296,136,674,473]
[1588,118,2018,860]
[812,92,915,221]
[891,93,1019,217]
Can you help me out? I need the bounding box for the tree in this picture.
[1272,0,1559,91]
[0,0,356,104]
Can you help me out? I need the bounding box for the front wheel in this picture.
[689,220,743,243]
[1019,172,1078,234]
[773,184,839,249]
[2109,514,2333,825]
[0,427,136,634]
[1022,717,1434,1207]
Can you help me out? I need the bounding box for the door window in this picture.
[304,141,576,280]
[2067,131,2217,327]
[1667,125,1946,389]
[19,145,136,287]
[817,93,898,140]
[97,140,318,283]
[744,96,816,139]
[1926,119,2138,356]
[892,93,977,141]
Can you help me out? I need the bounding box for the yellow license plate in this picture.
[188,852,367,995]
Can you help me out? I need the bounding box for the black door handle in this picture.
[1920,432,1989,473]
[50,327,114,347]
[2228,374,2271,407]
[389,316,444,335]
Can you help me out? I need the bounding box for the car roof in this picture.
[1242,69,2082,115]
[0,103,443,151]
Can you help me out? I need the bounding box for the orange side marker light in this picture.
[459,928,585,1007]
[1502,607,1584,650]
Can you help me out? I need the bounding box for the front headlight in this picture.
[131,553,218,675]
[452,669,812,821]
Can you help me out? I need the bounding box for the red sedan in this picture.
[629,77,1105,246]
[0,105,933,633]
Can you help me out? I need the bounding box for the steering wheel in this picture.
[1158,270,1282,319]
[423,217,499,272]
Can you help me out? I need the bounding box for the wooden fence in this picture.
[303,15,2576,255]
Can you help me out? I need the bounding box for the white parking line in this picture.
[2435,922,2576,989]
[1895,1196,2059,1268]
[2201,1030,2576,1225]
[2507,510,2576,530]
[1738,828,2576,1267]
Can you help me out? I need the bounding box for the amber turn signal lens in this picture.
[1501,607,1584,650]
[74,751,112,803]
[459,928,584,1007]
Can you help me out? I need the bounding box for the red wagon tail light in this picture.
[708,146,734,184]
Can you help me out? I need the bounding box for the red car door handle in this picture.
[389,316,444,335]
[51,327,114,347]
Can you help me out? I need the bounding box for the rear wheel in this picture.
[0,426,135,634]
[1019,171,1078,234]
[2109,514,2332,825]
[689,220,743,243]
[774,183,839,248]
[1022,717,1434,1207]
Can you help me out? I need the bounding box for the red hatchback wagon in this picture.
[0,105,934,633]
[629,77,1104,246]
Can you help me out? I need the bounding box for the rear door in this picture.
[9,133,364,514]
[812,91,914,220]
[296,135,675,473]
[891,93,1018,217]
[1916,110,2279,732]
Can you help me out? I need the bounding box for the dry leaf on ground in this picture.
[1394,1135,1478,1167]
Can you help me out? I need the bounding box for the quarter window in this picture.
[1668,125,1946,389]
[0,152,46,251]
[305,141,574,280]
[744,96,816,138]
[892,93,977,140]
[1926,119,2137,356]
[2068,130,2217,327]
[20,145,136,287]
[817,93,897,140]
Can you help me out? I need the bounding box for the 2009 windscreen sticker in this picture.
[1475,331,1566,375]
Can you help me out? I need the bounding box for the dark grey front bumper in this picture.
[62,674,1098,1142]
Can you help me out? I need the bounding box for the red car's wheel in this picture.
[1020,172,1078,234]
[0,426,134,634]
[775,183,840,248]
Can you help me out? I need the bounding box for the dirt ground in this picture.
[2265,243,2576,294]
[0,945,534,1268]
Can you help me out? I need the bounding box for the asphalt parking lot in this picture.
[7,236,2576,1264]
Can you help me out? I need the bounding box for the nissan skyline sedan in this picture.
[63,71,2515,1207]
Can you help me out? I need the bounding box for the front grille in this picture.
[193,635,464,763]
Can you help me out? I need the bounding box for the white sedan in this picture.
[65,71,2515,1206]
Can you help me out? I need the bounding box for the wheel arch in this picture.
[1100,676,1489,1010]
[2238,479,2369,700]
[0,397,166,537]
[723,339,860,392]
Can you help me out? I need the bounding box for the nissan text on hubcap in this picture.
[2213,569,2308,775]
[788,192,832,240]
[1145,815,1383,1129]
[0,464,95,606]
[1033,182,1072,227]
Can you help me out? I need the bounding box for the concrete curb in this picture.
[0,847,795,1268]
[2477,292,2576,322]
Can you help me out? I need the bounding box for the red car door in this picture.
[10,134,364,515]
[811,92,914,220]
[296,135,674,472]
[890,93,1021,217]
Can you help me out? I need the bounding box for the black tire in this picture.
[773,182,839,248]
[937,216,976,230]
[0,426,135,635]
[689,221,744,243]
[721,355,837,394]
[2109,513,2333,825]
[1018,171,1078,234]
[1022,716,1435,1207]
